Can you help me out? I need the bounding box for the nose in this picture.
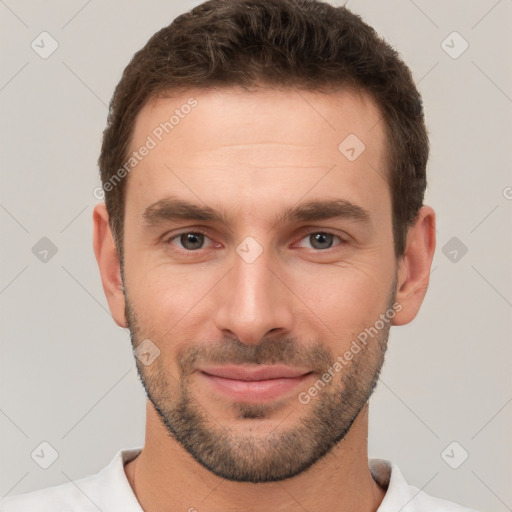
[212,244,295,345]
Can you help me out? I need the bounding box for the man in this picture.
[1,0,478,510]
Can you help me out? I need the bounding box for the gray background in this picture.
[1,1,511,511]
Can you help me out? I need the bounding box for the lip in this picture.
[197,365,313,402]
[199,364,311,381]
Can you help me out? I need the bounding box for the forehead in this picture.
[132,85,385,155]
[125,86,389,223]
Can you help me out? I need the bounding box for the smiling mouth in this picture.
[197,364,314,402]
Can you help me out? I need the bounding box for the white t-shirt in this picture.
[0,447,478,511]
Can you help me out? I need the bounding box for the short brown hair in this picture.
[98,0,428,263]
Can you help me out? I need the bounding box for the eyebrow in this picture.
[142,196,371,228]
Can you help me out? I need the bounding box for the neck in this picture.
[125,401,386,512]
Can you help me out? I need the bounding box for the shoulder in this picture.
[370,458,479,512]
[0,447,142,512]
[0,474,100,512]
[403,487,479,512]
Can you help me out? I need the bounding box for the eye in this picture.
[165,230,345,252]
[167,231,212,251]
[296,232,344,250]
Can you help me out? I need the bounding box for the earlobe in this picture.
[92,203,128,328]
[391,206,436,326]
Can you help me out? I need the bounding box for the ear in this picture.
[392,205,436,326]
[92,203,127,328]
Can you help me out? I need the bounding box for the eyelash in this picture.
[165,230,347,252]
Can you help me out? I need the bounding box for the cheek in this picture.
[286,260,391,341]
[125,260,219,335]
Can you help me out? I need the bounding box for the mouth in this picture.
[197,364,314,402]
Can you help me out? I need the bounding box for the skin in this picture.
[93,86,436,512]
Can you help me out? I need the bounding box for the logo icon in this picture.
[442,236,468,263]
[31,441,59,469]
[135,338,161,366]
[338,134,366,162]
[441,441,469,469]
[441,32,469,60]
[32,237,58,263]
[31,32,59,59]
[236,236,263,264]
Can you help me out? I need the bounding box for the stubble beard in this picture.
[124,284,395,483]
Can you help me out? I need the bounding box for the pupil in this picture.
[182,233,203,250]
[312,233,332,249]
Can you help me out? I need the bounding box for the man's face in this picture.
[122,86,397,482]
